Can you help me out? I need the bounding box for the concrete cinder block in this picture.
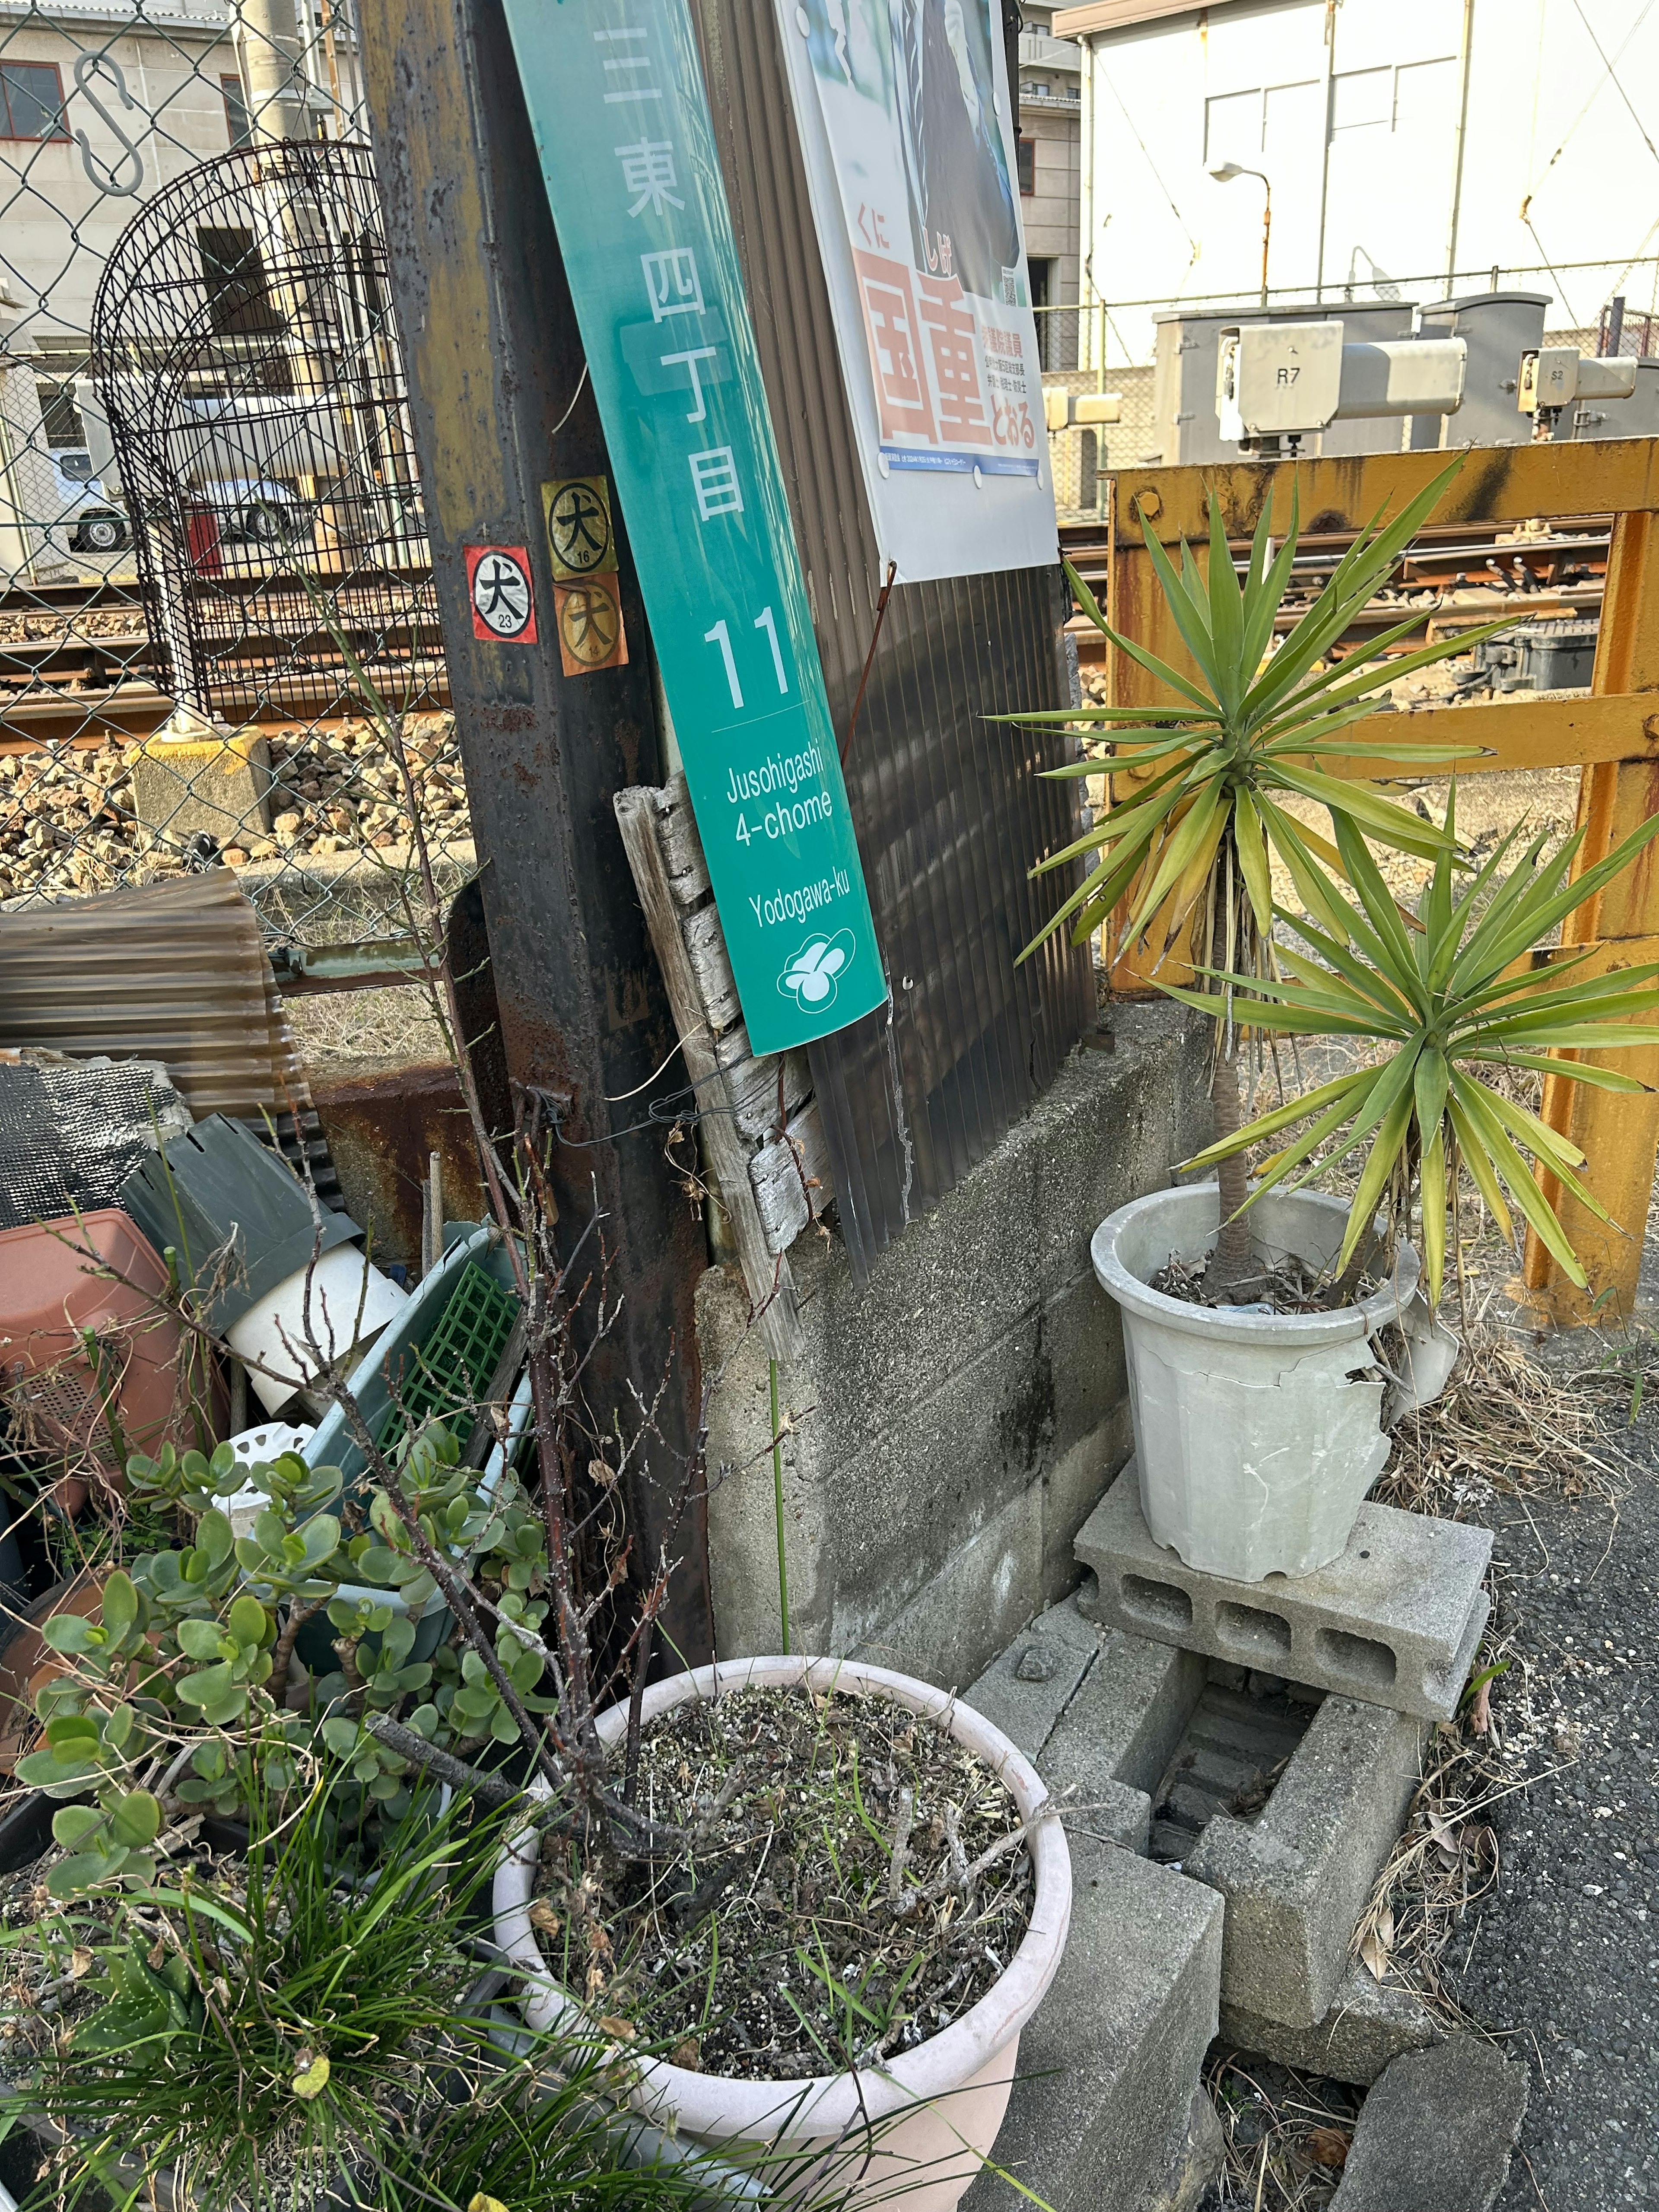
[1219,1961,1442,2086]
[1077,1466,1492,1721]
[1185,1694,1427,2028]
[961,1593,1102,1761]
[1044,1626,1205,1796]
[963,1599,1154,1853]
[128,726,273,853]
[965,1842,1223,2212]
[1041,1381,1131,1606]
[1144,2091,1227,2212]
[1331,2034,1529,2211]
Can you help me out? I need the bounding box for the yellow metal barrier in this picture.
[1098,440,1659,1326]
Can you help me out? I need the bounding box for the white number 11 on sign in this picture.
[704,606,790,711]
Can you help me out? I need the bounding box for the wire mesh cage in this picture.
[0,4,469,1001]
[90,137,436,730]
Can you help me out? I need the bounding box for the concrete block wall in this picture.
[699,1004,1211,1687]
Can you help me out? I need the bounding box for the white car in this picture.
[48,448,128,555]
[202,477,315,546]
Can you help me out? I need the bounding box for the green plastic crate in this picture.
[375,1260,518,1457]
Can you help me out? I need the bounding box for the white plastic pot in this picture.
[226,1246,407,1415]
[1092,1184,1457,1583]
[493,1656,1072,2212]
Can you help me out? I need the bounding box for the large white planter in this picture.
[493,1655,1072,2212]
[1092,1184,1456,1583]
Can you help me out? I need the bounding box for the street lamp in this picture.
[1210,160,1272,308]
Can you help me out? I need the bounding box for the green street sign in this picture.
[502,0,886,1057]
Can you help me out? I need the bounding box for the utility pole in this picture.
[238,0,310,143]
[353,0,715,1664]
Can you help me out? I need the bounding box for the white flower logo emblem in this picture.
[779,931,855,1009]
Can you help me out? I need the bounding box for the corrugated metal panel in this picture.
[694,0,1093,1277]
[0,868,312,1121]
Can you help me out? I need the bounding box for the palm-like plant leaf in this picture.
[1166,793,1659,1303]
[1004,457,1518,968]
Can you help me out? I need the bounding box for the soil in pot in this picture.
[1149,1248,1384,1315]
[533,1682,1034,2083]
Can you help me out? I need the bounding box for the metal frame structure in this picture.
[1099,439,1659,1324]
[91,138,435,729]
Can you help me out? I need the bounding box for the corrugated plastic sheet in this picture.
[0,868,312,1122]
[695,0,1094,1278]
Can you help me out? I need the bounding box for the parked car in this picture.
[49,448,128,554]
[203,477,315,546]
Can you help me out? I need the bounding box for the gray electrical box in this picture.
[1571,359,1659,440]
[1409,292,1548,449]
[1149,300,1416,466]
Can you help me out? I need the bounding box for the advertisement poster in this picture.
[501,0,885,1057]
[777,0,1059,584]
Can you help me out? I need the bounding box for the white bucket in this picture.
[1092,1184,1454,1582]
[226,1246,407,1415]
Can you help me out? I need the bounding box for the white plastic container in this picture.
[226,1245,407,1415]
[221,1420,316,1536]
[1092,1184,1456,1583]
[493,1656,1072,2212]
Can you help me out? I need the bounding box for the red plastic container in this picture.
[184,502,222,577]
[0,1209,219,1501]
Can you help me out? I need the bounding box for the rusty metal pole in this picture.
[354,0,714,1661]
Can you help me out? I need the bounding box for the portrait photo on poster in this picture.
[777,0,1059,585]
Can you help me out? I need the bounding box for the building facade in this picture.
[0,2,362,416]
[1017,4,1083,366]
[0,0,364,577]
[1055,0,1659,360]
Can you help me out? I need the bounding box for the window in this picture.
[197,225,285,335]
[1205,86,1261,165]
[0,61,67,142]
[1331,67,1391,133]
[222,72,252,149]
[38,383,83,448]
[1017,136,1035,195]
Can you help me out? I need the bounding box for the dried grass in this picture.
[1376,1310,1624,1521]
[1351,1704,1510,2028]
[1204,2051,1362,2209]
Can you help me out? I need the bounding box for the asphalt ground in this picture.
[1443,1364,1659,2210]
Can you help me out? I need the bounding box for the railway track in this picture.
[1,571,446,743]
[0,516,1613,744]
[1057,514,1611,667]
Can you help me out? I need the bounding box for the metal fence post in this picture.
[354,0,715,1659]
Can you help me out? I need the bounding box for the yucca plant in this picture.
[1166,794,1659,1309]
[1015,457,1505,972]
[1007,454,1509,1291]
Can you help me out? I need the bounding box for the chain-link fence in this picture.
[0,1,470,996]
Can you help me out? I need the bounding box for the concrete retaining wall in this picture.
[699,1004,1211,1687]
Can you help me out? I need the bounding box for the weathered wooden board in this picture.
[750,1103,832,1254]
[658,771,712,907]
[718,1030,813,1141]
[681,903,742,1039]
[614,785,800,1358]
